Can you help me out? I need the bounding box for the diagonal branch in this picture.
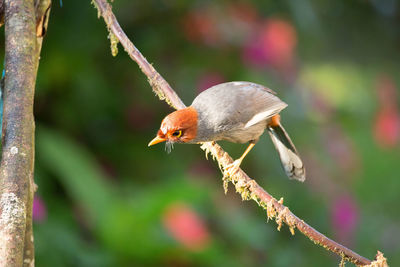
[91,0,387,266]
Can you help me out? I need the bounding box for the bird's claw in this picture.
[223,159,242,177]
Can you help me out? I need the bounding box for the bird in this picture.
[148,81,305,181]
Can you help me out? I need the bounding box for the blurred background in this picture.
[2,0,400,266]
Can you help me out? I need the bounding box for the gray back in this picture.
[191,82,287,143]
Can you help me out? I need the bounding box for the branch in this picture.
[0,0,50,266]
[0,0,37,265]
[22,1,51,266]
[92,1,386,266]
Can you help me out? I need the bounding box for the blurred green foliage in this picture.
[2,0,400,266]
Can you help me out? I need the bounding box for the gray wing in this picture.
[192,81,287,133]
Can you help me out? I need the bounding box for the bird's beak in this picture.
[148,135,167,146]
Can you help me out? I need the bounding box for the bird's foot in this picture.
[223,159,242,178]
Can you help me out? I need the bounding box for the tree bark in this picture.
[0,0,49,266]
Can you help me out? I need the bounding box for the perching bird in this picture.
[148,81,305,181]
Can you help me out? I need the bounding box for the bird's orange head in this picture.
[148,107,198,151]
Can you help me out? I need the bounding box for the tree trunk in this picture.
[0,0,50,266]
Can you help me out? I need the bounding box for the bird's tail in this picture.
[267,123,306,182]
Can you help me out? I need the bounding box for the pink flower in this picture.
[241,36,269,67]
[182,4,259,47]
[163,203,210,251]
[373,75,400,148]
[331,195,359,244]
[259,18,297,67]
[33,195,47,222]
[374,108,400,148]
[241,18,297,71]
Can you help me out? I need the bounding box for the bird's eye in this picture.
[172,130,182,138]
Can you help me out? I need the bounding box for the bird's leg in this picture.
[224,141,256,177]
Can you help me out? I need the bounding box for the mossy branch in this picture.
[92,0,387,266]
